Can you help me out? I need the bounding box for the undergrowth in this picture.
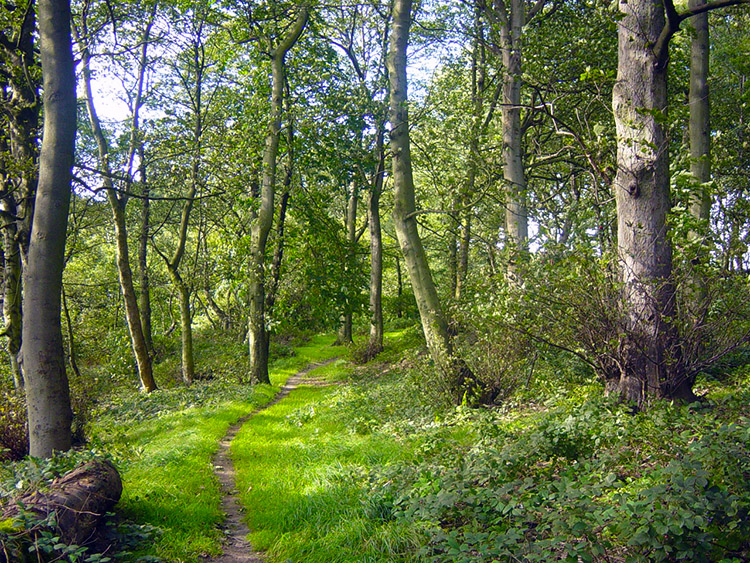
[0,332,345,563]
[4,329,750,562]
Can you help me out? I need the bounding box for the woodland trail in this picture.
[205,358,340,563]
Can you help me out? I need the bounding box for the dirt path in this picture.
[206,359,339,563]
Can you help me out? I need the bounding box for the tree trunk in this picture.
[0,2,40,389]
[2,460,122,546]
[248,7,308,384]
[130,11,156,358]
[611,0,693,405]
[2,211,23,388]
[78,26,156,393]
[388,0,479,403]
[686,0,711,317]
[137,150,154,356]
[168,270,194,385]
[336,181,358,345]
[61,287,81,380]
[368,127,386,355]
[501,0,528,276]
[22,0,76,458]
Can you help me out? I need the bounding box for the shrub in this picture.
[0,390,27,461]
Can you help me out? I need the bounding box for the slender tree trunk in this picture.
[248,7,308,384]
[2,208,23,388]
[611,0,693,405]
[22,0,76,458]
[1,2,40,388]
[164,29,203,385]
[395,255,403,318]
[137,150,154,356]
[688,2,710,214]
[388,0,479,403]
[129,10,155,358]
[368,128,385,354]
[61,287,81,380]
[78,27,156,392]
[336,181,358,344]
[686,0,711,317]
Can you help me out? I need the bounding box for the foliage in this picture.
[0,390,28,461]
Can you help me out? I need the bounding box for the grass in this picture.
[232,360,425,563]
[9,326,750,562]
[87,333,345,562]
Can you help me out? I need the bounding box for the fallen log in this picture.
[2,459,122,545]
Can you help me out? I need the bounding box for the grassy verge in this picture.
[233,360,425,563]
[87,333,345,562]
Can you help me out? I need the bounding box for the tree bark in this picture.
[336,181,358,344]
[2,207,23,388]
[130,11,156,358]
[137,149,154,356]
[247,7,308,384]
[164,17,205,385]
[368,126,386,355]
[0,1,40,389]
[501,0,528,276]
[388,0,478,403]
[611,0,693,405]
[21,0,76,458]
[686,0,711,317]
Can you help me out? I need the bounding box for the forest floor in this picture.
[207,359,340,563]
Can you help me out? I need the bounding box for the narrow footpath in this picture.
[206,359,339,563]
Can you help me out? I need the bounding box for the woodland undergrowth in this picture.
[2,328,750,562]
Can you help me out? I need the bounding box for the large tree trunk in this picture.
[22,0,76,458]
[78,26,156,393]
[2,460,122,547]
[611,0,693,405]
[388,0,478,403]
[247,7,308,384]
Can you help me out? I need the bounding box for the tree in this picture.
[388,0,480,402]
[611,0,747,405]
[0,0,40,388]
[22,0,76,457]
[247,4,309,384]
[76,4,158,392]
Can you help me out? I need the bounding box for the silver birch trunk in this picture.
[1,4,40,388]
[22,0,75,457]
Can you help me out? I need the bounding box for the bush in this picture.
[0,390,27,461]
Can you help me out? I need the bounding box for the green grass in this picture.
[232,361,424,563]
[89,333,345,562]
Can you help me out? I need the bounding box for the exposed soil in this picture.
[205,359,339,563]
